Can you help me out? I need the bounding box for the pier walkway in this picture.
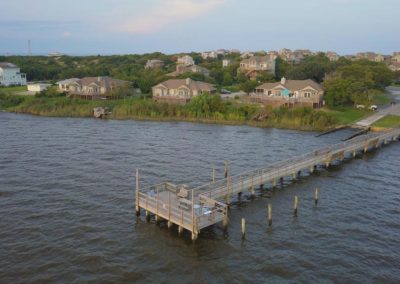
[135,128,400,240]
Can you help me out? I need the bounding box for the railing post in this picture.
[155,186,159,223]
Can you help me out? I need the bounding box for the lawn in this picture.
[0,85,27,93]
[372,115,400,128]
[320,106,366,125]
[373,93,391,105]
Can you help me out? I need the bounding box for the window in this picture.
[304,92,312,98]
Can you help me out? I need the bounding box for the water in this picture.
[1,112,399,283]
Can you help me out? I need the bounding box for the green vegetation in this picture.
[323,60,394,107]
[0,93,338,131]
[372,115,400,128]
[0,52,396,131]
[322,106,366,125]
[0,85,27,93]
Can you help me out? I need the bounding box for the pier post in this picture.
[168,221,173,229]
[191,189,196,240]
[224,161,229,179]
[212,168,216,184]
[309,166,314,173]
[250,174,255,196]
[178,225,183,236]
[241,218,246,239]
[168,190,171,222]
[352,150,356,158]
[315,188,319,206]
[294,196,298,217]
[272,179,276,188]
[268,204,272,226]
[145,210,150,222]
[223,212,229,229]
[292,172,296,180]
[135,169,140,216]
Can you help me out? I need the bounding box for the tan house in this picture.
[326,51,340,61]
[177,55,195,66]
[239,55,276,80]
[152,78,216,104]
[251,77,324,108]
[167,64,210,77]
[389,62,400,71]
[58,76,131,99]
[145,59,164,69]
[356,52,384,62]
[391,52,400,63]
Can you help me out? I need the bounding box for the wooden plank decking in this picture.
[135,128,400,240]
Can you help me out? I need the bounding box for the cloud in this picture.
[62,31,72,38]
[116,0,226,34]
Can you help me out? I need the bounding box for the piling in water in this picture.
[294,196,298,216]
[268,204,272,226]
[315,188,319,206]
[241,218,246,239]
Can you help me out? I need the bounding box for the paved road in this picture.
[353,86,400,127]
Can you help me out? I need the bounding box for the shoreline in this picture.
[5,109,323,132]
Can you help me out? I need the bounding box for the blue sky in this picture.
[1,0,399,55]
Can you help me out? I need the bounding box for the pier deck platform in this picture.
[135,128,400,240]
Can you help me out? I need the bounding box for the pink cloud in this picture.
[116,0,226,34]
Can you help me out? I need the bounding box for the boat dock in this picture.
[135,128,400,240]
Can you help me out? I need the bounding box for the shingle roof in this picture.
[256,79,324,92]
[241,55,275,64]
[59,76,130,88]
[156,78,215,92]
[0,62,18,69]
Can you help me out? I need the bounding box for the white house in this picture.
[0,62,27,86]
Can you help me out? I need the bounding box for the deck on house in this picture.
[135,128,400,240]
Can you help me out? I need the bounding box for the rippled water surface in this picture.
[1,112,399,283]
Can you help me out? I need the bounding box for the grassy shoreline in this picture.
[0,93,382,132]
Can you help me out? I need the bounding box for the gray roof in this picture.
[256,79,324,92]
[58,77,130,88]
[155,78,215,92]
[0,62,18,69]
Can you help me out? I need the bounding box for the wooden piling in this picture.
[212,167,216,183]
[135,169,140,216]
[167,221,173,229]
[224,161,228,179]
[294,196,298,216]
[223,213,229,229]
[315,188,319,206]
[178,225,183,235]
[268,204,272,226]
[241,218,246,239]
[145,210,150,222]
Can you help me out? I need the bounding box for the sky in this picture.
[0,0,399,55]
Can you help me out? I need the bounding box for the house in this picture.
[27,83,51,93]
[57,76,131,99]
[145,59,164,69]
[391,52,400,63]
[388,62,400,71]
[240,51,254,59]
[0,62,27,86]
[152,78,216,104]
[251,77,324,108]
[278,48,294,62]
[239,55,276,80]
[201,51,218,60]
[167,64,210,77]
[222,59,231,67]
[326,51,340,61]
[177,55,195,66]
[356,52,384,62]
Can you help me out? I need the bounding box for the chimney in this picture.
[281,77,286,85]
[186,78,191,85]
[97,76,101,82]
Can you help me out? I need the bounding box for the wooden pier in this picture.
[135,128,400,240]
